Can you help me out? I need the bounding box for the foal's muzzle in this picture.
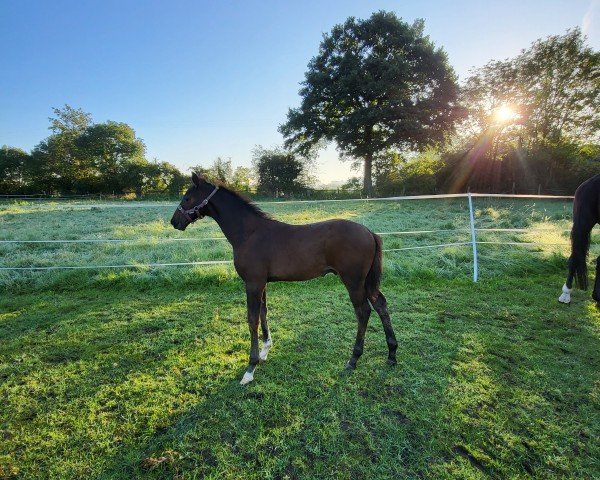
[170,215,188,231]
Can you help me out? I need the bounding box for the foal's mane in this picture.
[216,183,271,219]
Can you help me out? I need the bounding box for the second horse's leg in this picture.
[240,283,264,385]
[259,288,272,361]
[592,257,600,303]
[559,260,576,304]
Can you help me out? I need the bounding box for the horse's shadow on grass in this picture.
[92,286,443,479]
[91,274,599,479]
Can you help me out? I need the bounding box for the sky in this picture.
[1,0,599,185]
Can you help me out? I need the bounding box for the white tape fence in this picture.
[0,192,574,280]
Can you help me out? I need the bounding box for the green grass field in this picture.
[1,197,599,479]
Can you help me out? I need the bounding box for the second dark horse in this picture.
[171,173,398,384]
[559,173,600,304]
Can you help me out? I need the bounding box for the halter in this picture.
[177,184,219,223]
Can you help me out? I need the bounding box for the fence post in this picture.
[467,192,479,282]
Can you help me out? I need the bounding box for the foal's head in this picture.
[170,172,219,231]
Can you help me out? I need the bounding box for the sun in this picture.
[494,104,517,124]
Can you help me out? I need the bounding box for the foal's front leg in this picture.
[240,283,265,385]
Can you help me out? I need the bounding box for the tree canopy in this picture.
[2,106,186,196]
[76,121,146,192]
[460,28,599,148]
[252,146,306,197]
[0,146,30,194]
[442,28,600,194]
[190,157,254,192]
[280,11,461,195]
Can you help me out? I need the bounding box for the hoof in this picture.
[558,284,572,304]
[240,371,254,385]
[259,339,272,361]
[345,361,357,370]
[387,358,397,366]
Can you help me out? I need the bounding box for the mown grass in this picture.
[1,197,599,479]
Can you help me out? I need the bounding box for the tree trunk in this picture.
[363,153,373,197]
[362,125,374,197]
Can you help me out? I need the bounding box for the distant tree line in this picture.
[2,13,599,198]
[190,157,253,192]
[0,106,187,196]
[190,147,312,198]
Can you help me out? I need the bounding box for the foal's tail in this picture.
[570,219,591,290]
[365,232,383,301]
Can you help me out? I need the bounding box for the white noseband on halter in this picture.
[177,185,219,222]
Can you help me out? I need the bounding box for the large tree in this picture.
[280,11,461,195]
[518,28,599,145]
[31,105,94,193]
[0,146,30,194]
[76,121,146,192]
[252,146,305,196]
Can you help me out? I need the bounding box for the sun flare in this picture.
[494,104,517,124]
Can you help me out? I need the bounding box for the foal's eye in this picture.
[184,197,189,202]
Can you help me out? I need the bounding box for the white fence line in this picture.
[384,242,471,252]
[477,241,569,246]
[0,228,572,245]
[0,241,571,271]
[0,237,227,244]
[0,260,234,271]
[0,194,101,198]
[0,192,574,211]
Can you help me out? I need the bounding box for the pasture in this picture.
[1,197,599,479]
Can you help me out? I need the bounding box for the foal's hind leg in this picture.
[370,291,398,365]
[346,287,372,370]
[259,288,272,361]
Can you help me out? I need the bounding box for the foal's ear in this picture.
[191,172,201,186]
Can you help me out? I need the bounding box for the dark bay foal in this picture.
[171,173,397,384]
